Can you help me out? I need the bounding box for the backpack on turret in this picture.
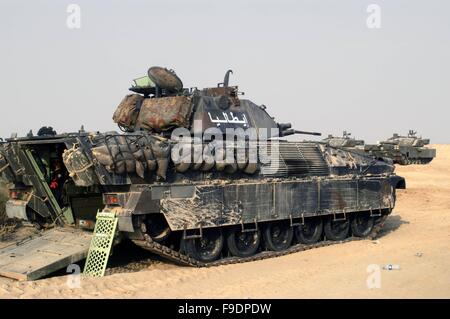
[112,94,144,131]
[136,96,193,132]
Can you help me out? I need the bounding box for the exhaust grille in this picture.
[260,142,329,177]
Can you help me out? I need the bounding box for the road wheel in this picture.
[351,213,374,237]
[263,220,293,251]
[324,216,350,241]
[294,218,323,244]
[184,228,224,263]
[226,228,261,258]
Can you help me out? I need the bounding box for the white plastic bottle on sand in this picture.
[383,264,400,270]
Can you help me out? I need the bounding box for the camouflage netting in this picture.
[113,94,193,132]
[63,145,98,187]
[137,96,193,132]
[63,133,259,186]
[112,94,143,130]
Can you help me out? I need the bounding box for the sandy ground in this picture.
[0,145,449,299]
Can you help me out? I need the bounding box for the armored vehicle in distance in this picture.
[322,131,366,148]
[321,131,382,158]
[374,130,436,165]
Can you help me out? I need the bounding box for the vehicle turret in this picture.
[322,131,365,148]
[114,67,321,139]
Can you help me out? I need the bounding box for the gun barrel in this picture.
[281,129,322,137]
[294,130,322,136]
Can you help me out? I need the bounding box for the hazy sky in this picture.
[0,0,448,143]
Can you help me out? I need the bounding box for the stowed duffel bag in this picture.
[136,96,193,132]
[112,94,144,131]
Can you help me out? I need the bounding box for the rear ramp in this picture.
[0,227,92,281]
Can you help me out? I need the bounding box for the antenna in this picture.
[223,69,233,87]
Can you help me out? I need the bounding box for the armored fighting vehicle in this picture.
[372,131,436,165]
[321,131,385,159]
[0,67,405,280]
[322,131,364,148]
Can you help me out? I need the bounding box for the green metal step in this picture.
[83,212,118,277]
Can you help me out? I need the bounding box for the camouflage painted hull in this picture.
[124,175,399,232]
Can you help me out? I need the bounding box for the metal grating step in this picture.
[83,212,118,278]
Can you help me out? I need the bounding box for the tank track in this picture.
[132,214,388,268]
[403,158,433,165]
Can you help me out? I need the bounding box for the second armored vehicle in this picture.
[373,131,436,165]
[322,131,365,149]
[322,130,436,165]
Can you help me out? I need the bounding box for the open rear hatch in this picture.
[0,227,92,281]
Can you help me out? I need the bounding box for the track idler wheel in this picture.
[351,212,375,237]
[294,218,323,244]
[184,229,224,263]
[226,227,261,257]
[324,216,350,241]
[143,214,171,242]
[263,220,293,251]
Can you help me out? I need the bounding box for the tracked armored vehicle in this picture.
[0,67,405,280]
[322,131,365,148]
[373,131,436,165]
[321,131,384,159]
[321,131,379,155]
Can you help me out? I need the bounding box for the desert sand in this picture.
[0,145,449,299]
